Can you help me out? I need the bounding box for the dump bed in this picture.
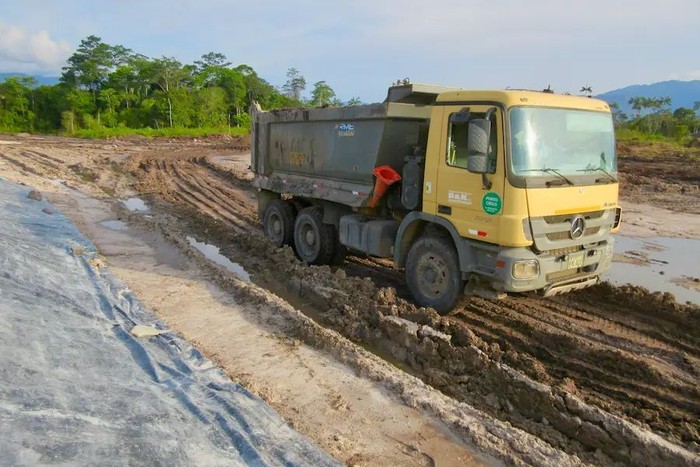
[251,84,455,207]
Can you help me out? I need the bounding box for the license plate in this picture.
[567,253,585,269]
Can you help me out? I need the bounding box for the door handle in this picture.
[438,205,452,215]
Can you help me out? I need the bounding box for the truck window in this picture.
[446,113,497,173]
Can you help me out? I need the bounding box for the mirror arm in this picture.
[481,107,495,189]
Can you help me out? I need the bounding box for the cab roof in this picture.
[384,83,610,112]
[436,89,611,112]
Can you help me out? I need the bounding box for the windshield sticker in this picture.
[482,192,502,215]
[448,191,471,205]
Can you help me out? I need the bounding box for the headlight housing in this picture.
[512,260,540,279]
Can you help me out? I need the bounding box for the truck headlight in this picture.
[512,260,540,279]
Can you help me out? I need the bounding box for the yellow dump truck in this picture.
[252,84,621,313]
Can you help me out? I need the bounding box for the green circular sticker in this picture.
[482,192,502,215]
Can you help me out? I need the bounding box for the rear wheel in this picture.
[406,235,462,314]
[294,206,336,265]
[263,200,295,248]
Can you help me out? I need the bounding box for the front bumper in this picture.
[489,238,614,294]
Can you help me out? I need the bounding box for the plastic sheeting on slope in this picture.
[0,178,339,467]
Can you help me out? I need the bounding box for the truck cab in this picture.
[414,90,620,300]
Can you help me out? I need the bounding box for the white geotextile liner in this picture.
[0,178,338,466]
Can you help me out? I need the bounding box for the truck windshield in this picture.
[509,107,616,180]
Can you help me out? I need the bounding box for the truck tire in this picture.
[294,206,336,265]
[405,235,462,314]
[263,200,296,248]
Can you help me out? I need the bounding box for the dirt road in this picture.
[0,134,698,466]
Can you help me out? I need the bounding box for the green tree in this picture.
[146,57,189,127]
[283,67,306,101]
[310,81,336,107]
[674,107,699,134]
[61,35,116,103]
[0,77,35,131]
[609,102,627,127]
[194,52,231,71]
[195,87,227,127]
[32,85,66,132]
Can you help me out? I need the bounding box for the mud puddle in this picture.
[100,219,129,231]
[607,235,700,304]
[122,197,149,212]
[186,236,250,282]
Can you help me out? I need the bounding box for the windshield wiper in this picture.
[577,166,618,183]
[577,166,617,183]
[520,167,574,186]
[577,153,618,183]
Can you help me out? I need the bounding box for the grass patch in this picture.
[70,126,248,139]
[616,128,671,143]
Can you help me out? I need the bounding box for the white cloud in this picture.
[669,70,700,81]
[0,23,71,75]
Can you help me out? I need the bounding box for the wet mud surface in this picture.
[120,149,698,464]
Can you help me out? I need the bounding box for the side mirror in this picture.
[467,118,490,174]
[449,107,470,123]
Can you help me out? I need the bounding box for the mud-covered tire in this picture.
[294,206,336,265]
[406,235,462,314]
[263,200,296,248]
[331,244,347,266]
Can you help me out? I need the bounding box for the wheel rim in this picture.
[415,252,449,297]
[265,210,283,244]
[297,220,319,259]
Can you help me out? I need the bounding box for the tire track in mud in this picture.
[167,163,253,233]
[20,150,64,170]
[129,153,700,464]
[139,156,259,234]
[452,296,699,443]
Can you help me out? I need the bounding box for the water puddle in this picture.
[605,235,700,304]
[186,236,251,282]
[100,220,128,231]
[122,197,149,212]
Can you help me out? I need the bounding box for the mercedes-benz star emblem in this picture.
[570,215,586,240]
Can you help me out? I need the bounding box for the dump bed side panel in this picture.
[252,102,430,208]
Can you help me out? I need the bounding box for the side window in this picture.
[446,112,498,173]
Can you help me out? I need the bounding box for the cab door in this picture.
[435,104,506,243]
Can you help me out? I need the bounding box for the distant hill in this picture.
[597,80,700,114]
[0,73,60,86]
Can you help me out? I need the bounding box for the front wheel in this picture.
[405,235,463,314]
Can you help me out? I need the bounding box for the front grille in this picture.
[543,210,605,224]
[543,245,582,256]
[546,226,601,241]
[547,269,594,283]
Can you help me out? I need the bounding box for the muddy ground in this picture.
[617,141,700,214]
[0,134,698,466]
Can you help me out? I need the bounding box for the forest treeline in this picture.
[1,35,698,141]
[0,35,355,135]
[611,96,700,142]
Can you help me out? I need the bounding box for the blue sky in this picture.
[1,0,698,103]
